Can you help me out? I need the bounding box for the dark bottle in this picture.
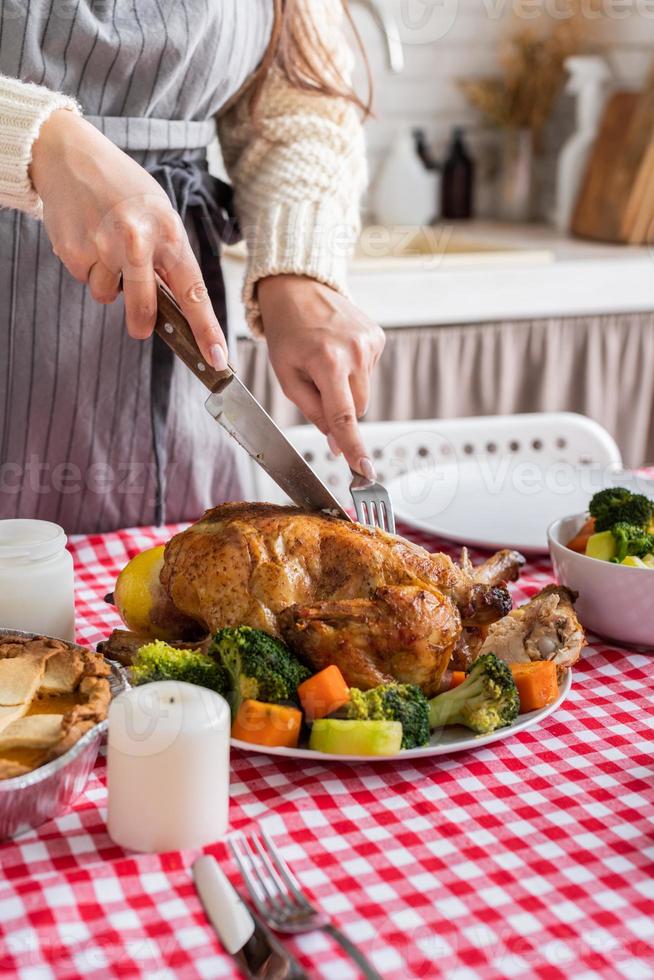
[441,126,474,220]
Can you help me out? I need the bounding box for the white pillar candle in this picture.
[107,681,230,852]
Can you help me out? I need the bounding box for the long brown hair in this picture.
[253,0,372,118]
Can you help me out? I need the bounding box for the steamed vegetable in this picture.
[567,517,596,554]
[131,640,227,695]
[588,487,654,533]
[210,626,310,714]
[610,522,654,563]
[509,661,558,713]
[428,652,519,734]
[450,662,559,714]
[585,529,617,562]
[309,718,403,756]
[340,682,430,750]
[578,488,654,567]
[297,665,350,721]
[622,555,654,568]
[231,699,302,748]
[585,524,654,564]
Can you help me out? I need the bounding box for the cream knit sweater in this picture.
[0,0,366,335]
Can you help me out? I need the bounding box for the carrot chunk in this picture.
[567,517,596,553]
[449,671,466,689]
[510,661,559,713]
[231,699,302,748]
[297,665,350,721]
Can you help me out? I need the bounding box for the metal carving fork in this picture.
[349,470,396,533]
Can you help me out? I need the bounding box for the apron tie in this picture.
[145,158,240,525]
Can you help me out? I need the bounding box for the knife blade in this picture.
[192,855,308,980]
[154,280,350,519]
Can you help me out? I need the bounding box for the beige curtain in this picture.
[236,312,654,468]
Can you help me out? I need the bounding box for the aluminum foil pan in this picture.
[0,629,129,842]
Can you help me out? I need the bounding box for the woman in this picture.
[0,0,384,533]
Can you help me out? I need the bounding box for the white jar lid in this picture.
[0,520,67,561]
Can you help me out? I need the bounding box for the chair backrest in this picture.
[249,412,623,506]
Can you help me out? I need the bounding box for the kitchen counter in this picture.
[232,221,654,468]
[225,221,654,336]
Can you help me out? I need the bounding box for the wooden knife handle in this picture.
[154,279,233,391]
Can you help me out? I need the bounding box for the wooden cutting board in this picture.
[573,62,654,244]
[571,91,641,242]
[621,130,654,243]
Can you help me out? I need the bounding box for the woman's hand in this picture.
[30,109,228,370]
[258,275,385,477]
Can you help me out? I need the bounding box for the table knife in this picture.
[193,856,308,980]
[154,281,350,519]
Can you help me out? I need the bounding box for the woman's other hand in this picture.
[30,109,228,370]
[258,275,385,478]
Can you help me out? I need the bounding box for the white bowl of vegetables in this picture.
[548,487,654,648]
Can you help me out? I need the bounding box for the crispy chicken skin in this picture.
[279,586,461,696]
[159,503,514,693]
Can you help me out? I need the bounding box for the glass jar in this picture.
[0,520,75,641]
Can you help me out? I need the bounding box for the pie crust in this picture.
[0,634,111,780]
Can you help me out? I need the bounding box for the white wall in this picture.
[350,0,654,217]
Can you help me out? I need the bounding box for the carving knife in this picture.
[154,280,350,519]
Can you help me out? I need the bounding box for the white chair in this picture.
[249,412,622,507]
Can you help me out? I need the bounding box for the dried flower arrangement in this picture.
[459,3,599,139]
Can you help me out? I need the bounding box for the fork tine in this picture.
[251,833,298,913]
[381,496,395,533]
[368,499,377,528]
[261,828,314,912]
[353,496,366,527]
[387,501,396,533]
[228,834,270,920]
[241,834,282,912]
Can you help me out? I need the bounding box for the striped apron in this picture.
[0,1,273,533]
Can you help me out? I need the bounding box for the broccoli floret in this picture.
[131,640,228,695]
[428,652,519,735]
[209,626,310,715]
[589,487,654,532]
[610,522,654,563]
[343,683,430,750]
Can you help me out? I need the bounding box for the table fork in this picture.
[349,471,396,534]
[229,828,382,980]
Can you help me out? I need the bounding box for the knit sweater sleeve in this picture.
[0,75,80,217]
[217,0,367,336]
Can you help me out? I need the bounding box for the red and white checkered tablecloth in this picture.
[1,521,654,980]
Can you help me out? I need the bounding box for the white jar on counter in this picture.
[0,519,75,641]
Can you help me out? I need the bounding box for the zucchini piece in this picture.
[309,718,403,756]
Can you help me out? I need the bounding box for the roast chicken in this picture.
[104,502,585,696]
[158,503,516,695]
